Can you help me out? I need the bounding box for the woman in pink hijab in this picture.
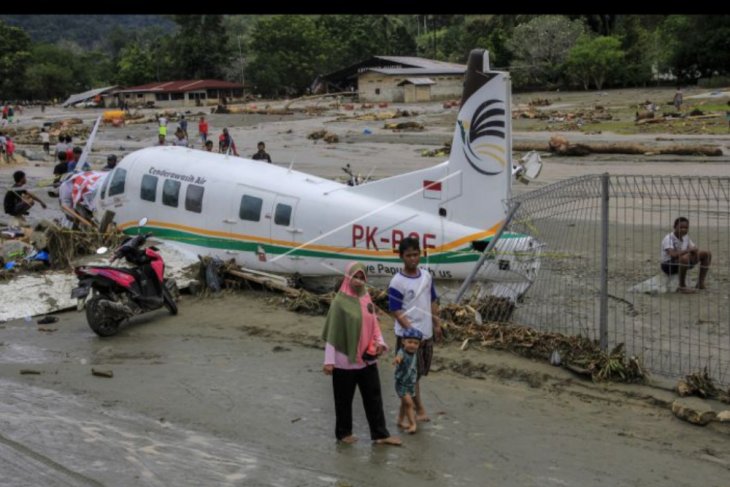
[321,262,401,446]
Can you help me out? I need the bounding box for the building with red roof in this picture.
[117,80,244,108]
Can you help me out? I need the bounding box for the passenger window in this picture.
[239,194,263,221]
[162,179,181,207]
[140,175,158,202]
[108,168,127,196]
[274,203,292,226]
[185,184,204,213]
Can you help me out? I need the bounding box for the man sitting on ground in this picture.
[4,170,47,224]
[660,216,712,292]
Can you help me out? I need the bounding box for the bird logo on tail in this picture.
[458,98,507,176]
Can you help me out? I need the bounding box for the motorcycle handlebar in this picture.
[111,233,153,262]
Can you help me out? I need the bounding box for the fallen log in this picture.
[227,268,301,297]
[513,142,549,152]
[516,137,724,157]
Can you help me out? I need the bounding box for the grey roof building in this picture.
[62,86,118,107]
[314,56,466,103]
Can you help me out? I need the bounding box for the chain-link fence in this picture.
[502,174,730,386]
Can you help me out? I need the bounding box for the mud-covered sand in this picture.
[1,88,730,485]
[2,291,730,486]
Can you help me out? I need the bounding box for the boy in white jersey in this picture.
[660,216,712,293]
[388,237,441,423]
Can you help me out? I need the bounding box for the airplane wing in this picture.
[78,115,102,168]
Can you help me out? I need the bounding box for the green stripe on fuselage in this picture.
[125,226,529,264]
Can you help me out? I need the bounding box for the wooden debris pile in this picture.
[383,121,424,131]
[34,219,123,270]
[336,108,419,123]
[529,98,552,107]
[4,119,91,144]
[676,367,730,404]
[421,141,451,157]
[440,303,646,383]
[285,290,333,315]
[512,106,611,123]
[308,129,339,143]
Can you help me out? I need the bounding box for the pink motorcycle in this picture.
[72,227,177,337]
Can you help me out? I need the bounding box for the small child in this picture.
[393,327,423,434]
[5,136,15,162]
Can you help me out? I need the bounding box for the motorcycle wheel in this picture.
[86,295,122,337]
[162,287,178,315]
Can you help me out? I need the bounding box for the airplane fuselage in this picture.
[94,147,538,286]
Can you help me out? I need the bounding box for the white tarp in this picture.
[0,241,198,322]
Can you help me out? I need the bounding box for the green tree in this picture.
[612,16,661,87]
[23,43,84,100]
[24,62,73,100]
[566,35,624,89]
[659,15,730,83]
[316,15,416,71]
[0,19,32,98]
[171,15,229,79]
[508,15,585,87]
[117,43,156,86]
[460,15,528,67]
[575,15,617,36]
[246,16,329,96]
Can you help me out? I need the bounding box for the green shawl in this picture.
[321,262,367,364]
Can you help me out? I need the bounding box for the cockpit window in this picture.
[108,168,127,196]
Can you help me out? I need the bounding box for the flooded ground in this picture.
[1,292,730,486]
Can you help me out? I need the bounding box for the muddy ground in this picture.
[1,86,730,486]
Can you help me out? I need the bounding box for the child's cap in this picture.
[402,327,423,341]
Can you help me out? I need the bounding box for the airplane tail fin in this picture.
[443,49,513,230]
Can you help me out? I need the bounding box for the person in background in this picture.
[660,216,712,292]
[67,146,83,172]
[198,116,209,146]
[179,114,188,138]
[54,134,68,159]
[204,140,214,152]
[52,151,69,186]
[218,128,238,156]
[103,154,117,171]
[673,88,683,112]
[251,141,272,163]
[40,128,50,155]
[4,170,47,224]
[64,136,74,163]
[158,115,168,145]
[172,127,189,147]
[4,136,16,163]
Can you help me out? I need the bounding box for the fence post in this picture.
[455,201,521,304]
[599,173,609,351]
